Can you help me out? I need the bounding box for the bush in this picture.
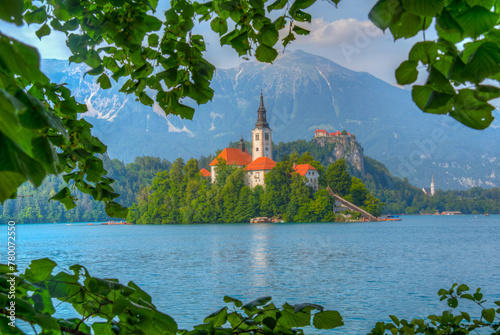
[2,259,499,334]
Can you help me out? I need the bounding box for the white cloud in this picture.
[293,18,384,47]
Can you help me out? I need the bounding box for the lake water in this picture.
[2,215,500,334]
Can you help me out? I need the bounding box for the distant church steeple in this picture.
[252,91,272,160]
[431,174,435,196]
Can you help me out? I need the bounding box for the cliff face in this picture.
[314,136,365,174]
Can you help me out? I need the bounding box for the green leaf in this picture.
[144,15,163,31]
[50,186,76,210]
[35,23,51,40]
[105,201,128,218]
[389,315,400,326]
[0,0,23,25]
[262,317,276,330]
[267,0,288,11]
[204,307,227,327]
[294,303,324,313]
[255,44,278,63]
[312,310,344,329]
[148,33,159,47]
[223,296,243,307]
[0,36,44,82]
[210,17,228,35]
[409,41,440,64]
[426,66,455,95]
[97,74,112,89]
[395,60,418,85]
[424,91,454,114]
[447,297,458,308]
[482,308,495,323]
[293,10,312,22]
[292,25,310,35]
[389,12,425,40]
[278,309,311,328]
[455,6,498,39]
[450,89,494,129]
[258,24,279,46]
[92,322,114,335]
[289,0,316,15]
[48,272,80,298]
[461,311,471,322]
[24,258,57,282]
[466,0,496,9]
[402,0,445,16]
[436,10,464,43]
[242,296,272,309]
[462,42,500,83]
[369,0,403,30]
[475,85,500,101]
[412,85,433,110]
[457,284,469,293]
[24,6,48,25]
[31,136,60,174]
[0,133,46,201]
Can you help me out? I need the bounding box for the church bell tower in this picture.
[252,92,272,160]
[431,174,435,196]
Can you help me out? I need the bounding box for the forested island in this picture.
[1,139,499,224]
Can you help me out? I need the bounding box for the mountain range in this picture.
[41,50,500,190]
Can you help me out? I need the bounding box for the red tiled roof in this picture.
[209,148,253,166]
[294,164,316,176]
[315,129,328,133]
[335,131,342,135]
[199,168,211,177]
[245,157,276,171]
[329,132,336,136]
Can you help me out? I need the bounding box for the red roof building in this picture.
[293,164,316,176]
[245,157,277,188]
[199,168,211,178]
[245,157,276,171]
[209,148,252,167]
[209,147,252,183]
[314,129,328,138]
[293,164,319,190]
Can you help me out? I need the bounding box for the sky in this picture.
[2,0,431,84]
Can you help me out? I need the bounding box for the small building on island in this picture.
[199,168,211,178]
[245,156,276,188]
[293,163,319,191]
[208,138,252,183]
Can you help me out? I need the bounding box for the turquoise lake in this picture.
[2,215,500,334]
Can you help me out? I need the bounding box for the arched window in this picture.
[255,134,260,140]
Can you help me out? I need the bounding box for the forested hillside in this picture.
[0,156,170,223]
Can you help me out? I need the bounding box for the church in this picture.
[422,175,435,196]
[205,92,319,190]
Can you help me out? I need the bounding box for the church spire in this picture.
[255,91,269,128]
[431,174,435,196]
[239,135,245,152]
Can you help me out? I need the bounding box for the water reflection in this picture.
[250,224,271,288]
